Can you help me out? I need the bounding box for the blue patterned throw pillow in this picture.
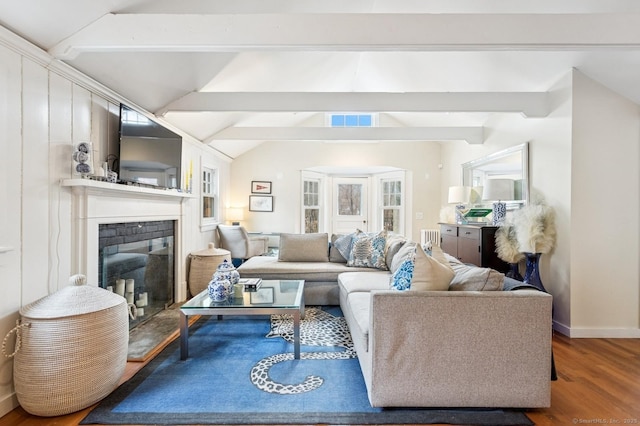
[347,230,388,270]
[334,233,354,260]
[390,258,414,290]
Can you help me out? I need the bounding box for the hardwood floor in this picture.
[1,333,638,426]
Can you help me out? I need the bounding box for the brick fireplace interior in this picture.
[98,220,175,329]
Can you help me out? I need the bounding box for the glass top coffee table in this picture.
[179,279,304,360]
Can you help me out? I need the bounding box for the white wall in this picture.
[229,140,443,242]
[0,35,229,417]
[441,72,574,330]
[442,70,640,338]
[570,70,640,336]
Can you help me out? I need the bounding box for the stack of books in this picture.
[239,278,262,291]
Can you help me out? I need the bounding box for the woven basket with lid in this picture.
[188,243,231,296]
[8,274,129,416]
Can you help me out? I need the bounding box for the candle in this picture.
[138,292,148,306]
[233,284,244,299]
[125,279,135,293]
[136,308,144,317]
[106,286,114,292]
[126,293,134,304]
[115,279,125,296]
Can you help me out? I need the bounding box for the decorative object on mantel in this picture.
[495,225,525,280]
[509,193,557,292]
[483,178,515,226]
[184,159,193,193]
[72,142,93,176]
[2,274,129,416]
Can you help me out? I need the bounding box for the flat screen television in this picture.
[118,104,182,189]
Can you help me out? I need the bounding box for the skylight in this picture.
[328,113,377,127]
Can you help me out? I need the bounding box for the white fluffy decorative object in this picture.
[512,198,557,254]
[495,226,525,263]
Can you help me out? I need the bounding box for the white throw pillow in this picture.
[410,244,455,291]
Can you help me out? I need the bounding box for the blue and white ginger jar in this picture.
[208,259,240,301]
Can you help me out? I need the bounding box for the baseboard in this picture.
[552,320,571,336]
[554,320,640,338]
[568,327,640,338]
[0,391,19,418]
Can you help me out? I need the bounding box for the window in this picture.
[337,184,362,215]
[380,178,403,233]
[202,167,217,222]
[328,113,377,127]
[303,179,320,233]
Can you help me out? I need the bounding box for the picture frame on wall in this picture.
[249,195,273,212]
[251,181,272,194]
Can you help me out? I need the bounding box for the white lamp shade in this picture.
[226,208,244,222]
[469,186,483,204]
[482,179,515,201]
[448,186,469,204]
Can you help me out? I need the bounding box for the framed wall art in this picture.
[249,195,273,212]
[251,181,272,194]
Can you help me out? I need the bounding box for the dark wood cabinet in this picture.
[439,223,508,272]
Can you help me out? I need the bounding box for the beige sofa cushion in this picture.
[410,245,455,291]
[338,271,392,296]
[239,255,380,282]
[446,254,505,291]
[345,292,372,351]
[278,233,329,262]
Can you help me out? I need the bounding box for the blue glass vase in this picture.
[506,263,523,281]
[523,252,547,292]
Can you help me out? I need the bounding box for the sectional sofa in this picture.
[237,231,553,408]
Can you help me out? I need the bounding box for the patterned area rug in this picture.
[252,307,356,394]
[82,306,532,425]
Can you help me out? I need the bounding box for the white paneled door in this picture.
[332,177,369,234]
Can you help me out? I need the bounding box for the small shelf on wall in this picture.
[61,178,196,199]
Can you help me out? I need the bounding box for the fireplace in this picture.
[63,178,190,330]
[98,221,175,329]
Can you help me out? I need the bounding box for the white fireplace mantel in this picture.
[62,178,193,302]
[61,178,196,200]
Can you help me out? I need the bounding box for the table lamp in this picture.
[482,179,514,225]
[227,208,244,226]
[448,186,470,224]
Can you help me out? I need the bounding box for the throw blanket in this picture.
[445,254,505,291]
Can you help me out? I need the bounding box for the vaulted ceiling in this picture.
[2,1,640,159]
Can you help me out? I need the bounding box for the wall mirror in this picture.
[462,142,529,209]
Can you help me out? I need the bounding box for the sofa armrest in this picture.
[248,236,269,257]
[368,289,552,408]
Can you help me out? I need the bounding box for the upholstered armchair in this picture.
[216,225,269,261]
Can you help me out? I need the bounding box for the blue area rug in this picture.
[82,306,533,425]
